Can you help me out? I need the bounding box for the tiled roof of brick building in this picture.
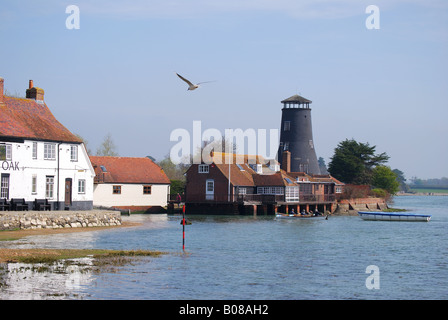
[90,156,171,185]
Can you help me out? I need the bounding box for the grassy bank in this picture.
[0,248,166,264]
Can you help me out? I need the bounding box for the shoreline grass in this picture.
[0,248,166,264]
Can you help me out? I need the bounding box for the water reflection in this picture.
[0,258,94,300]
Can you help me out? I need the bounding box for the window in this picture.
[285,186,299,202]
[283,142,289,151]
[143,185,152,194]
[31,176,37,194]
[284,121,291,131]
[70,145,78,162]
[32,142,37,159]
[309,140,314,149]
[206,179,214,200]
[206,180,214,192]
[1,174,10,199]
[44,143,56,160]
[257,187,284,195]
[199,164,209,173]
[336,186,342,194]
[78,179,86,194]
[249,164,263,174]
[0,144,12,161]
[113,185,121,194]
[239,187,247,195]
[46,176,54,198]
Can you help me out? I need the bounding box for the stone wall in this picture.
[334,197,388,215]
[0,210,121,231]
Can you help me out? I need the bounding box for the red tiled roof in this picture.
[90,156,170,185]
[0,96,82,143]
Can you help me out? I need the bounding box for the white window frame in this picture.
[285,186,299,202]
[78,179,86,194]
[257,187,284,195]
[32,142,38,159]
[46,176,54,199]
[44,143,56,160]
[199,164,209,173]
[206,179,214,200]
[70,145,78,162]
[1,174,10,199]
[0,144,12,161]
[31,175,37,194]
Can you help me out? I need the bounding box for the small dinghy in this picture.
[358,211,431,222]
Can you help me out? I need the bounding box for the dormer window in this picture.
[199,164,209,173]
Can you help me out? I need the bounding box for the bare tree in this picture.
[96,133,119,156]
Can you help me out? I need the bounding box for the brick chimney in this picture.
[282,150,291,173]
[0,77,4,105]
[26,79,45,101]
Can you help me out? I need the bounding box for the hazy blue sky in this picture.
[1,0,447,180]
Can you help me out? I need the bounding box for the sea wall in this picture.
[334,197,388,215]
[0,210,121,231]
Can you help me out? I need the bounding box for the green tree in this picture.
[96,133,119,156]
[372,165,400,194]
[318,157,328,174]
[328,139,389,184]
[392,169,409,192]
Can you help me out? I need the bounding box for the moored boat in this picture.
[358,211,431,222]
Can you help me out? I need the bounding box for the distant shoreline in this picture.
[395,192,448,196]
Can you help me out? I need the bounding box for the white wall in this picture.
[93,183,169,208]
[0,140,94,206]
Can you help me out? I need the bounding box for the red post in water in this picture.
[182,205,185,251]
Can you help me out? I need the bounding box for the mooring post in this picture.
[182,204,186,251]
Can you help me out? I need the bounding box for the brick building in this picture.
[184,151,343,215]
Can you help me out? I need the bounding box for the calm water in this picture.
[0,195,447,300]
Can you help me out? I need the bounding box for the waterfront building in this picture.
[0,78,94,210]
[90,156,170,213]
[183,151,342,215]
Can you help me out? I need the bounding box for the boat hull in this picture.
[358,211,431,222]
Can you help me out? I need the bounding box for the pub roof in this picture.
[0,96,82,143]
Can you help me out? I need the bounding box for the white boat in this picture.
[358,211,431,222]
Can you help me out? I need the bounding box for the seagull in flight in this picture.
[176,73,215,91]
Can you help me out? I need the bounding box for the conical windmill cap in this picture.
[281,94,312,104]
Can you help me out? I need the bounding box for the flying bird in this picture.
[176,73,215,91]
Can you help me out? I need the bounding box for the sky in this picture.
[1,0,447,180]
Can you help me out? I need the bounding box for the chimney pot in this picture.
[26,80,44,101]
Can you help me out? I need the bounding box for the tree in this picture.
[96,133,119,156]
[392,169,409,192]
[372,165,400,194]
[75,133,92,155]
[318,157,328,174]
[328,139,389,184]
